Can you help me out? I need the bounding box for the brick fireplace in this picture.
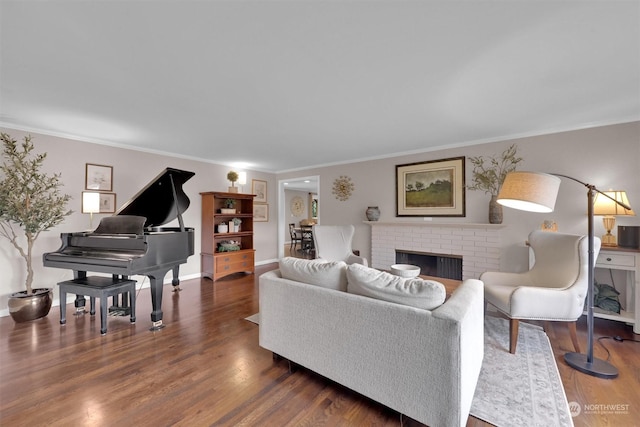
[367,222,504,280]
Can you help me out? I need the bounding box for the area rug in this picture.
[244,313,572,427]
[244,313,260,324]
[470,316,573,427]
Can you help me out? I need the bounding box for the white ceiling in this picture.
[1,1,638,173]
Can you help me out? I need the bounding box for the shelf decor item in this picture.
[0,133,73,322]
[227,171,239,193]
[221,198,235,214]
[218,240,241,252]
[498,171,634,379]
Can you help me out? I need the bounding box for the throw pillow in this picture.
[278,257,348,291]
[346,263,446,310]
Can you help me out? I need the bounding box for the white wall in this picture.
[0,128,279,316]
[277,122,640,273]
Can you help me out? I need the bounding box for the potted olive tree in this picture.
[468,144,523,224]
[0,133,72,322]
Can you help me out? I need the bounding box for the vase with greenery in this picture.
[467,144,523,224]
[0,133,73,321]
[227,171,239,193]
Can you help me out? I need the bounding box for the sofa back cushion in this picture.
[346,263,446,310]
[279,257,348,291]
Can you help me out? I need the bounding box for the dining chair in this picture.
[300,225,314,253]
[289,223,302,253]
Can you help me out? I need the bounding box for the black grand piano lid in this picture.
[115,168,195,228]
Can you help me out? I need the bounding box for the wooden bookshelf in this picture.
[200,191,255,281]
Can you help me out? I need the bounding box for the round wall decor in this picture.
[291,196,305,217]
[332,175,354,201]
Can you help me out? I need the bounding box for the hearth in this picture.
[367,222,503,280]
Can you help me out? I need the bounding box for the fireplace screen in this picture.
[395,250,462,280]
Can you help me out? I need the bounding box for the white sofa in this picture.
[259,258,485,427]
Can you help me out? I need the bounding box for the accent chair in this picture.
[480,230,599,354]
[312,224,368,265]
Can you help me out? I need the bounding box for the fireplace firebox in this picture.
[395,250,462,280]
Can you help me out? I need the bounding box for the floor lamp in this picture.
[497,171,633,379]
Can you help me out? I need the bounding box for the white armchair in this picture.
[312,225,368,266]
[480,230,599,354]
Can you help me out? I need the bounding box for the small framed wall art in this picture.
[253,204,269,222]
[85,163,113,191]
[98,192,116,213]
[396,156,465,217]
[252,179,267,203]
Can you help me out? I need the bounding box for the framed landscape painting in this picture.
[396,156,465,217]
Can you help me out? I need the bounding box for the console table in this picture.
[595,247,640,334]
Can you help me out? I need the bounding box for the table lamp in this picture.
[82,191,100,229]
[238,172,247,192]
[497,171,633,379]
[593,190,635,246]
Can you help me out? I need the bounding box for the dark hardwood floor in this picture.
[1,262,638,426]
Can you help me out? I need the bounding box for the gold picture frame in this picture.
[396,156,465,217]
[252,179,267,203]
[253,203,269,222]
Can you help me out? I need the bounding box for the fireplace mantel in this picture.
[364,221,506,229]
[366,221,503,280]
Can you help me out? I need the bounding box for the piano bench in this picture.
[58,276,137,335]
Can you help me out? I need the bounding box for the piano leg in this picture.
[73,271,87,315]
[172,266,182,292]
[147,270,170,331]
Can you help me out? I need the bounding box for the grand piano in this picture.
[43,167,195,330]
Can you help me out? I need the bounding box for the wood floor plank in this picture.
[1,262,638,426]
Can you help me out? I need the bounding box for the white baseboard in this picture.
[0,272,204,318]
[256,258,278,266]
